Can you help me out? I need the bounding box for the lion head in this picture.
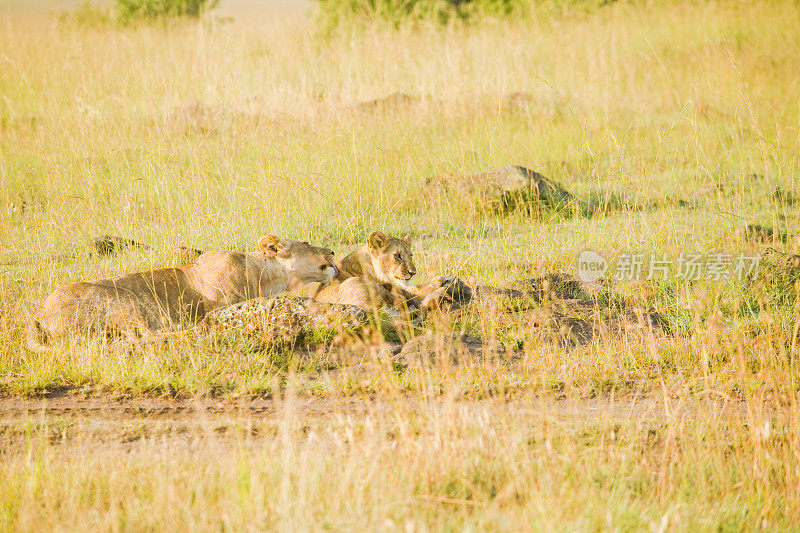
[366,231,417,289]
[257,235,337,285]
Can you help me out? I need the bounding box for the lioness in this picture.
[27,236,337,351]
[315,231,423,311]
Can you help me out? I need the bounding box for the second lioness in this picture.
[315,231,423,311]
[27,236,337,351]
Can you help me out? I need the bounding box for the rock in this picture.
[474,273,669,347]
[611,309,671,338]
[474,165,573,204]
[510,274,586,301]
[474,285,527,301]
[336,341,403,362]
[516,299,669,348]
[474,274,588,311]
[200,296,369,348]
[521,306,595,347]
[763,247,800,267]
[395,332,505,367]
[417,276,473,312]
[425,165,574,213]
[297,341,403,370]
[91,235,149,256]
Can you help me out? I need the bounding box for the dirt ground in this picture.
[0,391,751,421]
[0,390,756,454]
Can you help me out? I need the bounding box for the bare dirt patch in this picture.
[0,391,751,431]
[0,390,769,478]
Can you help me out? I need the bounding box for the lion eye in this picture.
[394,253,402,260]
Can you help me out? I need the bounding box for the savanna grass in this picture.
[2,0,800,529]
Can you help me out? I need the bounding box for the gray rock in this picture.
[425,165,574,213]
[200,296,369,347]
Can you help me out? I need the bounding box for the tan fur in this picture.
[27,236,337,351]
[316,231,421,311]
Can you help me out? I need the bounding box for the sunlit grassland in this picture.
[3,395,798,530]
[2,0,799,393]
[2,0,800,529]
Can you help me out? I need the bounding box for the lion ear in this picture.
[257,235,285,258]
[367,231,389,251]
[402,234,413,246]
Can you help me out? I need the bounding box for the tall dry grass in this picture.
[2,0,800,529]
[3,379,800,530]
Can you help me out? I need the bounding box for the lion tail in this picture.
[26,317,50,353]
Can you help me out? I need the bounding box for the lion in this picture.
[315,231,427,312]
[27,235,337,351]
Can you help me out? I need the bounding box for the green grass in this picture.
[2,0,800,529]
